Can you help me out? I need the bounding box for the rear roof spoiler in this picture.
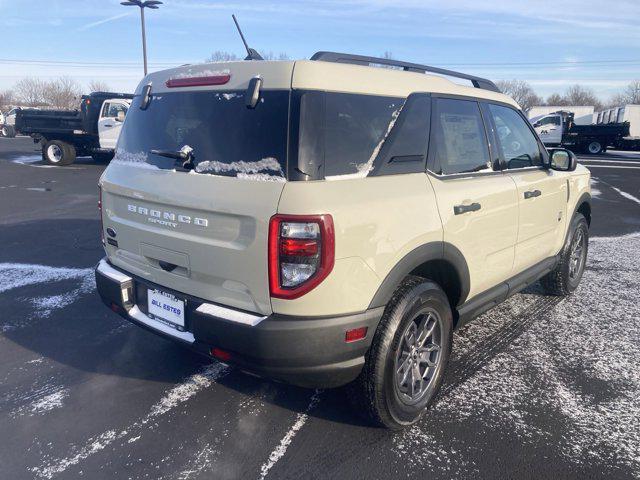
[310,51,501,93]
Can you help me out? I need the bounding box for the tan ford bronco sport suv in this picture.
[95,52,591,429]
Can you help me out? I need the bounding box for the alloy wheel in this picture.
[394,309,443,405]
[569,228,586,280]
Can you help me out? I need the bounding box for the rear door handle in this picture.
[103,124,114,128]
[454,202,481,215]
[524,189,541,199]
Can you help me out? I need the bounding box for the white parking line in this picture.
[581,165,640,170]
[596,179,640,206]
[258,390,322,480]
[579,158,640,165]
[32,363,229,479]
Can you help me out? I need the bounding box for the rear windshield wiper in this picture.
[150,145,195,170]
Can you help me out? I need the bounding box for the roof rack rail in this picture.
[310,51,501,93]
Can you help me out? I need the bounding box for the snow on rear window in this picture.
[195,157,285,182]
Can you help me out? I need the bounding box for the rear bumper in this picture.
[95,258,383,388]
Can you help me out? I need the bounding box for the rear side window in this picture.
[297,91,403,178]
[488,104,542,169]
[431,98,491,175]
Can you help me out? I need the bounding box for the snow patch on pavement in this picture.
[27,389,69,415]
[11,155,42,165]
[395,232,640,475]
[0,263,95,321]
[0,263,92,294]
[31,363,229,479]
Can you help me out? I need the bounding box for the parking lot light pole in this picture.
[120,0,163,76]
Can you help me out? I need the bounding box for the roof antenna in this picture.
[232,14,263,61]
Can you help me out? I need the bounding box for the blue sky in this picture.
[2,0,639,101]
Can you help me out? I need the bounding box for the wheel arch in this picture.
[575,192,591,226]
[368,242,470,314]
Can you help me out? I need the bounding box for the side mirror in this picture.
[533,122,540,127]
[548,148,577,172]
[115,111,126,123]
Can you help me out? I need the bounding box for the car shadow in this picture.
[0,217,566,429]
[0,217,375,427]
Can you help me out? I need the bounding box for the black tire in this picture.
[43,140,76,166]
[348,276,453,429]
[2,125,16,138]
[541,213,589,296]
[91,152,114,163]
[586,141,603,154]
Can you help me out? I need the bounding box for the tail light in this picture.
[98,185,104,246]
[269,214,335,299]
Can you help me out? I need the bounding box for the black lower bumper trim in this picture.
[95,259,384,388]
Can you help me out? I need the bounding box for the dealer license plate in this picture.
[147,289,185,328]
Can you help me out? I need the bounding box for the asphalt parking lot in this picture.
[1,136,639,480]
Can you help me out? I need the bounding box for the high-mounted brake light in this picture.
[165,74,231,88]
[269,214,335,299]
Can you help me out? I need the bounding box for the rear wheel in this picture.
[43,140,76,166]
[541,213,589,296]
[348,277,453,429]
[587,141,603,154]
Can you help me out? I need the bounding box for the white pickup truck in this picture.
[15,91,132,165]
[531,110,639,154]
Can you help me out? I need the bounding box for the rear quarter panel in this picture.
[273,173,442,316]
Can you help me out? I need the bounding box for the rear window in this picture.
[296,91,404,178]
[115,90,289,181]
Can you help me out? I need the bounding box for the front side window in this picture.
[488,104,542,169]
[431,98,491,175]
[538,115,560,126]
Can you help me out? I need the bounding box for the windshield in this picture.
[115,90,289,181]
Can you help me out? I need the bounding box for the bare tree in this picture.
[14,77,47,106]
[259,51,289,61]
[546,93,569,106]
[603,81,640,108]
[605,93,628,109]
[495,79,543,111]
[207,50,239,62]
[622,80,640,104]
[563,84,603,111]
[0,90,15,110]
[43,77,82,110]
[88,79,111,93]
